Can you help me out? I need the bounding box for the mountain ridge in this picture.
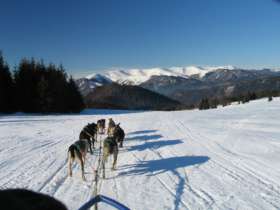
[84,65,237,84]
[76,66,280,108]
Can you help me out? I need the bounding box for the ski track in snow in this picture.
[1,98,280,210]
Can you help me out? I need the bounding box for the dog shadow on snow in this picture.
[119,156,209,176]
[119,129,209,210]
[126,130,162,142]
[127,139,183,152]
[125,134,163,142]
[125,129,181,152]
[128,129,158,135]
[119,156,209,210]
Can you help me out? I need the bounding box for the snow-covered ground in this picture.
[1,98,280,210]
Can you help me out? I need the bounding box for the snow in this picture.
[170,65,235,78]
[85,73,112,83]
[1,98,280,210]
[85,66,236,85]
[104,68,189,85]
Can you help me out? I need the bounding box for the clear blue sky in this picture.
[1,0,280,77]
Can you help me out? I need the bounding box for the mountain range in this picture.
[76,66,280,109]
[76,66,233,94]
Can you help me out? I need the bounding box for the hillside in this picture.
[85,83,182,110]
[76,75,113,96]
[1,98,280,209]
[140,72,280,106]
[77,67,280,107]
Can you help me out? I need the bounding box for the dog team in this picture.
[67,118,125,181]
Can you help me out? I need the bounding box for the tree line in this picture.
[198,90,278,110]
[0,52,84,114]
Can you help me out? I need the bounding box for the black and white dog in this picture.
[79,123,97,154]
[113,123,125,148]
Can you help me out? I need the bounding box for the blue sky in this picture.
[1,0,280,77]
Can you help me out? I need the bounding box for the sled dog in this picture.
[102,126,120,178]
[113,123,125,148]
[97,119,106,134]
[68,139,90,181]
[79,122,97,154]
[107,118,116,137]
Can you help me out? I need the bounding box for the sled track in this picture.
[175,119,280,209]
[131,151,190,210]
[158,119,218,209]
[38,158,68,195]
[2,99,280,210]
[125,121,219,209]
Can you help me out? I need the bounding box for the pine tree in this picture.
[242,93,250,104]
[65,77,85,112]
[37,75,52,113]
[14,58,41,112]
[210,98,219,109]
[249,92,257,100]
[0,52,15,113]
[199,98,210,110]
[2,55,84,113]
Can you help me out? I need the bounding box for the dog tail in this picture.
[68,145,76,159]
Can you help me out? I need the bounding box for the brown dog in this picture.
[102,125,121,178]
[107,118,116,136]
[68,139,90,181]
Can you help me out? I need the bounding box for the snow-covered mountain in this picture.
[141,68,280,105]
[77,66,234,95]
[76,66,280,97]
[85,65,236,85]
[76,73,113,96]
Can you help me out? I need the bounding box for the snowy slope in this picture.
[76,74,113,95]
[86,66,235,85]
[1,98,280,210]
[84,73,113,85]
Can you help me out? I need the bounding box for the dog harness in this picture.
[82,125,96,139]
[104,137,117,153]
[73,141,83,154]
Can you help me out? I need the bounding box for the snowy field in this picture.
[1,98,280,210]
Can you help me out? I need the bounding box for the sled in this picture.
[78,194,130,210]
